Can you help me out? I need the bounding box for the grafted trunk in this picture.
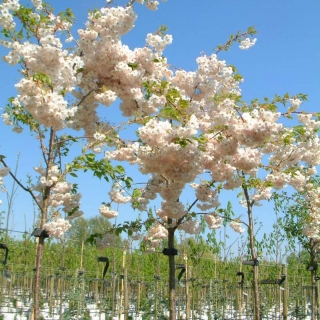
[310,242,317,320]
[248,205,260,320]
[168,226,176,320]
[33,128,55,320]
[33,236,45,320]
[242,179,260,320]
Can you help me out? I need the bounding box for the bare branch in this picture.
[126,0,136,7]
[0,157,41,210]
[76,89,95,107]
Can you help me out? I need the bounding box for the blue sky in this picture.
[0,0,319,256]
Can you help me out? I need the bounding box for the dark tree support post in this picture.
[163,222,178,320]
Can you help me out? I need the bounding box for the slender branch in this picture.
[53,136,94,146]
[52,128,119,146]
[234,106,245,122]
[272,148,296,170]
[241,172,254,208]
[173,180,218,231]
[196,211,250,228]
[5,152,21,234]
[126,0,136,7]
[0,158,41,209]
[186,180,216,213]
[215,30,250,54]
[36,128,49,167]
[281,111,306,117]
[187,198,199,213]
[224,237,239,261]
[76,89,95,107]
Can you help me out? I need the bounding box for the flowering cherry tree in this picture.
[0,0,133,318]
[1,0,320,319]
[274,174,320,318]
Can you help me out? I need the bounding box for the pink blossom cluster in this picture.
[190,182,221,211]
[229,220,245,233]
[145,1,159,11]
[76,4,166,120]
[43,218,71,239]
[252,187,272,202]
[301,186,320,239]
[302,224,320,241]
[99,205,118,219]
[2,28,80,129]
[33,165,83,219]
[239,38,257,50]
[157,201,186,220]
[0,0,19,30]
[31,0,42,11]
[51,182,83,219]
[203,214,223,230]
[144,222,168,248]
[289,98,302,112]
[146,33,172,53]
[0,167,10,177]
[178,219,203,234]
[109,188,131,204]
[0,167,10,206]
[34,165,59,188]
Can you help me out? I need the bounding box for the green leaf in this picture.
[32,72,53,89]
[115,165,125,174]
[128,62,138,70]
[17,29,24,39]
[157,24,168,36]
[247,26,258,35]
[160,106,181,121]
[132,188,142,198]
[233,73,243,82]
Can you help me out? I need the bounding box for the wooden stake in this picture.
[80,241,84,269]
[119,249,126,320]
[154,276,158,320]
[95,270,99,304]
[137,281,141,315]
[185,255,190,320]
[111,273,116,317]
[282,265,288,320]
[49,273,54,316]
[124,268,128,320]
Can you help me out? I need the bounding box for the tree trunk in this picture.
[168,226,176,320]
[310,244,317,320]
[33,128,56,320]
[242,179,260,320]
[252,264,260,320]
[33,236,45,320]
[247,205,260,320]
[282,264,288,320]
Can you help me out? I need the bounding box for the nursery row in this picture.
[0,236,319,319]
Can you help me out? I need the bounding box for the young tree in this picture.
[1,1,320,320]
[0,1,131,318]
[274,180,320,319]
